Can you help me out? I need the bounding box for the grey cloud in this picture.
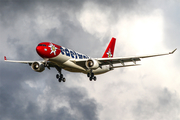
[0,61,99,120]
[163,6,180,68]
[0,0,103,58]
[0,0,180,120]
[132,88,180,120]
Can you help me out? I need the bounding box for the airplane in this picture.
[4,37,177,83]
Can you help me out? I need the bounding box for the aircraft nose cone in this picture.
[36,46,45,58]
[36,46,40,51]
[36,43,61,58]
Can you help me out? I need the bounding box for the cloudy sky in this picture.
[0,0,180,120]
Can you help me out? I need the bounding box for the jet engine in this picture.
[85,59,99,69]
[31,62,45,72]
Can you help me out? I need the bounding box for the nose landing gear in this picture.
[55,66,66,83]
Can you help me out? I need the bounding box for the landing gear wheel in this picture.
[55,66,66,83]
[87,73,90,77]
[58,78,61,82]
[94,76,96,81]
[56,74,59,79]
[60,74,63,79]
[63,78,66,82]
[88,71,97,81]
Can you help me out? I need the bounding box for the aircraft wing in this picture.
[4,56,56,67]
[97,48,177,66]
[4,56,36,64]
[71,49,177,68]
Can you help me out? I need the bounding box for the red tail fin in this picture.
[102,37,116,58]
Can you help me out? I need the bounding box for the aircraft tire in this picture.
[63,78,66,82]
[60,74,63,79]
[56,74,59,79]
[87,73,90,77]
[94,76,96,81]
[58,78,61,82]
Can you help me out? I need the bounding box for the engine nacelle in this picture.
[85,59,99,69]
[31,62,45,72]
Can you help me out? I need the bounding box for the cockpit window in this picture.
[38,44,46,47]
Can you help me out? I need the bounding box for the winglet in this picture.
[169,48,177,54]
[4,56,7,61]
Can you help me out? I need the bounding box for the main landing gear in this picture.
[55,66,66,83]
[87,70,97,81]
[56,74,66,82]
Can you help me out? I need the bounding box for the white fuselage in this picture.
[48,46,111,75]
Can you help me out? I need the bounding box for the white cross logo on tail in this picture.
[107,49,112,58]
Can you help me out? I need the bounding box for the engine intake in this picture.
[31,62,45,72]
[85,59,99,69]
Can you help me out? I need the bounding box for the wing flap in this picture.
[97,57,141,66]
[112,64,141,68]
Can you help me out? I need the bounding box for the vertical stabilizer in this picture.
[102,37,116,58]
